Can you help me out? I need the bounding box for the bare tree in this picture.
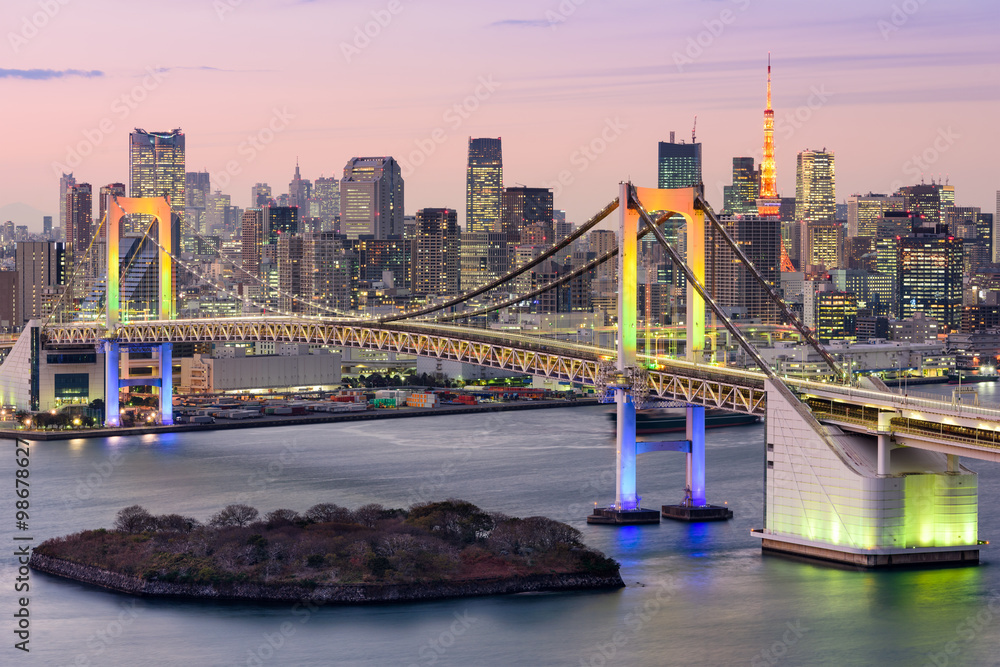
[209,504,260,528]
[264,509,300,526]
[114,505,154,533]
[305,503,352,524]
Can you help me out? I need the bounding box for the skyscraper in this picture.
[287,160,312,211]
[251,183,272,207]
[795,149,836,224]
[500,187,553,239]
[895,183,951,228]
[185,172,211,234]
[466,137,504,233]
[340,157,404,240]
[897,230,963,330]
[801,221,843,270]
[414,208,459,296]
[58,173,75,234]
[756,56,780,217]
[847,193,905,237]
[240,209,264,280]
[42,216,52,239]
[65,183,92,269]
[657,131,701,189]
[129,128,185,221]
[312,176,340,232]
[724,157,759,215]
[460,232,511,291]
[16,241,65,325]
[98,183,126,237]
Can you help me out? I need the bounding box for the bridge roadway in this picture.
[40,317,1000,461]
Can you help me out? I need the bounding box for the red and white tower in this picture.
[756,54,781,218]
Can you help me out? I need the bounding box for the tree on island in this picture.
[114,505,155,533]
[209,504,260,527]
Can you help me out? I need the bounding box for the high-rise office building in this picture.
[312,177,340,232]
[466,137,503,233]
[97,183,126,238]
[897,228,963,329]
[287,161,311,211]
[58,173,75,233]
[185,172,211,235]
[65,183,92,268]
[815,291,858,343]
[724,157,759,215]
[657,131,701,189]
[129,128,185,221]
[708,215,781,323]
[340,157,404,240]
[895,183,952,228]
[16,241,65,325]
[459,232,511,291]
[277,234,306,313]
[795,149,836,224]
[42,216,52,239]
[240,209,264,280]
[847,193,905,237]
[802,221,843,270]
[205,191,232,234]
[251,183,272,207]
[414,208,459,296]
[349,237,413,290]
[501,187,553,239]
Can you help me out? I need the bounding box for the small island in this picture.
[30,500,624,604]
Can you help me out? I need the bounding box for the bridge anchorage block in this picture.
[587,506,661,525]
[661,503,734,522]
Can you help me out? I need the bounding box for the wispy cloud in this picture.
[0,68,103,80]
[489,19,550,28]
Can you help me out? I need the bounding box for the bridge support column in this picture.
[159,342,173,426]
[877,434,891,475]
[662,405,733,521]
[103,340,120,427]
[615,391,637,510]
[948,455,959,473]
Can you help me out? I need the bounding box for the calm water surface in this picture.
[5,391,1000,666]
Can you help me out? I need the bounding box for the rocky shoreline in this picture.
[30,553,625,604]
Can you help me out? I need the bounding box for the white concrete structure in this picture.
[757,379,978,566]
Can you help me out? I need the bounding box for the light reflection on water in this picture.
[6,404,1000,666]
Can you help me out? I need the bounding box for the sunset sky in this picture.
[1,0,997,230]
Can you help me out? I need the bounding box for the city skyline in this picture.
[1,0,997,229]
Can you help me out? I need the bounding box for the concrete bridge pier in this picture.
[101,341,173,427]
[661,405,734,522]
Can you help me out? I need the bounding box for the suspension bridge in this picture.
[3,183,995,567]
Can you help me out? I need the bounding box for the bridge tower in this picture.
[588,183,731,525]
[101,196,175,427]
